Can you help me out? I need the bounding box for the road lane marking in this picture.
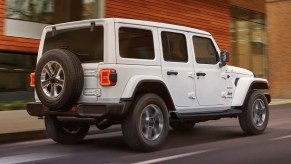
[270,135,291,141]
[0,153,67,164]
[133,149,213,164]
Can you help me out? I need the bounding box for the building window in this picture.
[0,52,36,101]
[193,36,219,64]
[7,0,54,23]
[7,0,103,24]
[119,27,155,60]
[161,32,188,62]
[230,6,267,78]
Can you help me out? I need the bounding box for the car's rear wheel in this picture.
[239,90,269,135]
[122,93,169,152]
[45,115,90,144]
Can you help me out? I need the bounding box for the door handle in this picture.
[167,70,178,76]
[196,72,206,77]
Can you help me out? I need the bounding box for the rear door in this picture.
[43,23,105,102]
[159,28,195,107]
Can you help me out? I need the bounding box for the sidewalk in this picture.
[0,110,44,134]
[0,110,45,143]
[1,99,291,143]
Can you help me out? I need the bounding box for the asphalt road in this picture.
[1,105,291,164]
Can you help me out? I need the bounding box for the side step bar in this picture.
[170,109,242,121]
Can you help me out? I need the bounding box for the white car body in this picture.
[28,18,271,152]
[35,18,269,114]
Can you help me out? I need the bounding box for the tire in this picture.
[122,93,169,152]
[45,115,90,144]
[170,121,195,131]
[35,49,84,111]
[239,90,269,135]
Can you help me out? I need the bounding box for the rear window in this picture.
[119,27,155,60]
[43,26,104,62]
[161,32,188,62]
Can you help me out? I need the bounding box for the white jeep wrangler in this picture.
[27,18,271,152]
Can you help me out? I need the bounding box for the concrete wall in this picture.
[5,19,48,40]
[267,0,291,98]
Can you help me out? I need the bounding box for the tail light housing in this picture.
[99,69,117,86]
[30,72,35,88]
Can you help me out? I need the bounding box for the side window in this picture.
[161,32,188,62]
[193,36,219,64]
[119,27,155,59]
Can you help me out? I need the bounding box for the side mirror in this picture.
[219,51,229,67]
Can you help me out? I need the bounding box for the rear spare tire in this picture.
[35,49,84,111]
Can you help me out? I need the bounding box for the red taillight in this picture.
[99,69,117,86]
[30,72,35,88]
[71,106,76,112]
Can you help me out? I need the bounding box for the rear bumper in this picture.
[27,102,131,120]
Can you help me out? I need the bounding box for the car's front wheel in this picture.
[239,90,269,135]
[45,115,90,144]
[122,93,169,152]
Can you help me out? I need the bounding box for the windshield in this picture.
[43,26,104,62]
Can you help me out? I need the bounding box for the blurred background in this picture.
[0,0,290,111]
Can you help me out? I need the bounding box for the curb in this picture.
[0,130,47,144]
[270,103,291,106]
[0,125,121,144]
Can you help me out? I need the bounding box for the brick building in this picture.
[267,0,291,98]
[1,0,285,101]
